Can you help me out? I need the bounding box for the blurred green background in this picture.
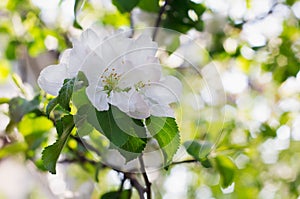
[1,0,300,198]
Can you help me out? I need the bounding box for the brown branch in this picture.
[125,173,145,199]
[152,0,170,41]
[170,159,198,166]
[139,155,151,199]
[129,12,135,38]
[71,135,102,157]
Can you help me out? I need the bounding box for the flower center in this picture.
[101,68,121,94]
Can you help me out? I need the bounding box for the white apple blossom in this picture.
[38,26,182,119]
[38,26,111,96]
[81,32,182,119]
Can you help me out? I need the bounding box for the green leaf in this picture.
[87,105,147,162]
[5,40,19,60]
[0,142,27,159]
[9,96,40,123]
[18,114,53,136]
[112,0,140,13]
[146,117,180,165]
[46,97,58,117]
[57,78,75,112]
[138,0,159,12]
[42,115,74,174]
[163,0,206,33]
[55,115,74,137]
[184,140,213,168]
[166,36,180,55]
[0,97,10,105]
[101,189,132,199]
[215,155,236,188]
[73,0,85,29]
[259,123,276,138]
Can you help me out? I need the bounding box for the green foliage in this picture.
[58,78,75,111]
[46,97,58,117]
[17,114,53,156]
[8,96,40,123]
[184,140,212,167]
[73,0,86,29]
[42,115,75,174]
[215,155,236,188]
[112,0,140,13]
[146,116,180,165]
[138,0,159,12]
[259,123,276,138]
[0,142,28,159]
[163,0,205,33]
[87,105,147,162]
[5,40,20,60]
[1,0,300,198]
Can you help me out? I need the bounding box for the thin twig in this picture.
[125,173,145,199]
[139,155,151,199]
[152,0,170,41]
[71,135,102,156]
[170,159,198,166]
[117,174,127,197]
[129,12,135,38]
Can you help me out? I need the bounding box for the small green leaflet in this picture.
[46,78,75,115]
[58,78,75,111]
[101,189,132,199]
[87,105,147,162]
[146,116,180,165]
[215,155,236,188]
[46,97,58,117]
[0,97,9,105]
[184,140,213,168]
[8,96,40,123]
[112,0,140,13]
[73,0,86,29]
[42,115,74,174]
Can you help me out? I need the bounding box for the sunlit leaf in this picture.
[42,115,74,174]
[18,114,53,136]
[146,116,180,165]
[57,78,75,112]
[0,142,28,159]
[215,155,236,188]
[184,140,213,168]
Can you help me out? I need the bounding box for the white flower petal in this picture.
[128,91,150,119]
[59,49,71,65]
[100,33,133,67]
[125,34,158,66]
[80,52,105,85]
[86,84,109,111]
[80,28,101,50]
[149,103,175,118]
[118,63,161,89]
[38,64,69,96]
[143,75,182,104]
[108,91,130,113]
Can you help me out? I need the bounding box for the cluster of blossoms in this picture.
[38,26,182,119]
